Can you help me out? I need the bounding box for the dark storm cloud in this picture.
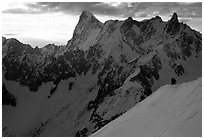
[3,2,202,19]
[124,2,202,18]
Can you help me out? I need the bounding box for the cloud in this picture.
[3,2,202,19]
[3,28,24,37]
[3,33,18,36]
[179,18,193,23]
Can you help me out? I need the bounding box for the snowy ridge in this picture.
[92,77,202,137]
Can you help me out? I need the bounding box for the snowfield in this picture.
[91,77,202,137]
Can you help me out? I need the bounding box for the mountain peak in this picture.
[68,10,103,49]
[76,10,102,28]
[166,12,180,35]
[74,10,103,31]
[81,10,94,17]
[79,10,96,22]
[126,17,133,21]
[170,12,178,22]
[155,15,162,20]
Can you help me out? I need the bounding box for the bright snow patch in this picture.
[91,77,202,137]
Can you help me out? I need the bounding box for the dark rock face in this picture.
[86,45,103,74]
[3,39,94,92]
[166,13,180,36]
[163,27,202,77]
[3,54,43,92]
[2,83,16,106]
[140,20,156,39]
[178,31,201,58]
[120,17,145,50]
[121,17,141,32]
[130,55,161,97]
[2,38,102,94]
[87,56,125,111]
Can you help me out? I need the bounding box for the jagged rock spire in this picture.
[166,12,180,35]
[68,10,103,49]
[78,10,98,24]
[74,10,103,29]
[170,12,179,23]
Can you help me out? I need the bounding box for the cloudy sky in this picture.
[2,2,202,47]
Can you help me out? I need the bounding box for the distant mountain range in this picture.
[2,10,202,136]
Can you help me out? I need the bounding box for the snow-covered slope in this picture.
[92,77,202,137]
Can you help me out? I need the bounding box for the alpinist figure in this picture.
[171,77,176,85]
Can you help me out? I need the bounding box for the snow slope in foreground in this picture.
[92,77,202,137]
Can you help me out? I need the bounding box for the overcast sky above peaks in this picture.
[2,2,202,47]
